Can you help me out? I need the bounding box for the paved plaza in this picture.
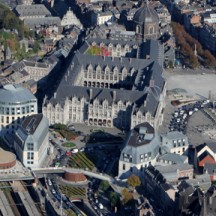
[165,70,216,98]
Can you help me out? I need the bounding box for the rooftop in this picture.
[0,84,36,104]
[0,149,16,164]
[21,114,43,135]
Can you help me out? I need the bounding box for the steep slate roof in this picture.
[24,17,61,28]
[196,142,216,153]
[158,153,188,164]
[45,39,165,124]
[204,163,216,175]
[120,123,160,164]
[133,4,159,24]
[15,4,51,17]
[163,131,187,140]
[14,114,49,151]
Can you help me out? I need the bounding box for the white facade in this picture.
[14,114,49,168]
[0,84,38,135]
[61,8,83,29]
[97,12,113,25]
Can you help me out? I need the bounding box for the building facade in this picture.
[14,114,49,168]
[43,40,166,131]
[61,7,83,29]
[0,84,38,135]
[160,131,189,155]
[118,123,160,177]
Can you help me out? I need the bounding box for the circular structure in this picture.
[64,171,87,182]
[0,149,16,169]
[133,4,159,41]
[0,84,37,133]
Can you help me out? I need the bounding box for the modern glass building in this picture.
[0,84,38,135]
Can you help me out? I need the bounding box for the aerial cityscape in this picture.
[0,0,216,215]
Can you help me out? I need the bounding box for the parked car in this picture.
[98,203,103,210]
[71,148,79,153]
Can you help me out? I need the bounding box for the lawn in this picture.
[0,182,12,192]
[59,185,86,199]
[86,45,111,56]
[62,142,76,148]
[65,209,76,216]
[68,152,95,170]
[56,129,78,140]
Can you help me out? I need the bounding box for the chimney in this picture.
[54,92,56,99]
[89,89,93,100]
[113,90,116,101]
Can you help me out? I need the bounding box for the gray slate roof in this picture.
[14,114,49,151]
[158,153,188,164]
[24,17,61,28]
[15,4,51,17]
[163,131,187,140]
[0,84,36,104]
[120,123,159,164]
[47,51,165,117]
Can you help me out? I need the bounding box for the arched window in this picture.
[149,26,154,34]
[136,25,141,34]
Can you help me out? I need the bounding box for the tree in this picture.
[127,175,141,189]
[99,180,110,192]
[109,191,119,208]
[121,188,133,205]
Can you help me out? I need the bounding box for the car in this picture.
[79,147,85,152]
[98,203,103,209]
[52,189,56,194]
[66,151,72,156]
[71,148,78,153]
[48,179,52,186]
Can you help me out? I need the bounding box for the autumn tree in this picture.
[127,175,141,189]
[121,188,133,205]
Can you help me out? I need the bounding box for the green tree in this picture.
[33,41,40,53]
[127,175,141,189]
[109,191,119,207]
[54,123,67,130]
[99,180,110,191]
[121,188,133,205]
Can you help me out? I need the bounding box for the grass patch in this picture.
[65,209,76,216]
[59,185,86,199]
[68,152,95,170]
[0,182,12,192]
[62,142,76,148]
[56,129,78,140]
[86,45,110,56]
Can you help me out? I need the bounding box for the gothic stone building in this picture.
[43,40,166,130]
